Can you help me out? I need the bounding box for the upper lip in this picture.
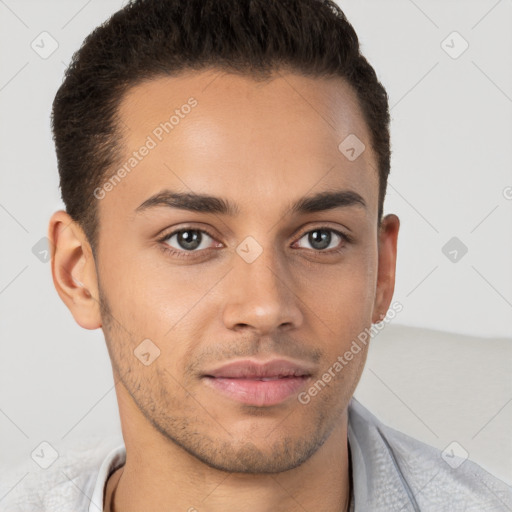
[202,358,314,379]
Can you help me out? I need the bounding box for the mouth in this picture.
[201,359,313,406]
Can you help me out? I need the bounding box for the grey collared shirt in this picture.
[347,398,512,511]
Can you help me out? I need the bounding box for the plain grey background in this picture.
[1,0,511,495]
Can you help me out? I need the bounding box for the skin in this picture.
[49,69,399,512]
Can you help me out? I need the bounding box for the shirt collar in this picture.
[89,444,126,512]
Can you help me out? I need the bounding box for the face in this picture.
[51,68,399,474]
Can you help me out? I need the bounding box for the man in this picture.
[4,0,511,510]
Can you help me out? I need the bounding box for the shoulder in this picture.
[348,398,512,511]
[0,438,123,512]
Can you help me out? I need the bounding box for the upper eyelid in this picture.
[159,226,219,244]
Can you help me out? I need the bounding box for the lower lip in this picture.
[203,376,310,406]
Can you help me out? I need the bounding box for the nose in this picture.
[221,244,304,335]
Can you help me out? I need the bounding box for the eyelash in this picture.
[157,225,353,260]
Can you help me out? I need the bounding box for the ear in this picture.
[48,210,102,329]
[372,213,400,324]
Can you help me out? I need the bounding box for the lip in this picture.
[202,358,313,406]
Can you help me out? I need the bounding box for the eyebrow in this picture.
[135,188,366,216]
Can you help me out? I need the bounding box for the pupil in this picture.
[309,229,331,250]
[178,230,201,250]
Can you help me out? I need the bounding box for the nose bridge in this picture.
[221,236,303,334]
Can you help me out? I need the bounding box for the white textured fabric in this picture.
[1,398,511,511]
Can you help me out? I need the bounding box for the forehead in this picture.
[102,69,378,221]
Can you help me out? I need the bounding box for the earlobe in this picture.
[372,214,400,324]
[48,210,102,330]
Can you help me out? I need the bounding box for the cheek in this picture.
[98,247,221,375]
[98,240,195,327]
[301,257,376,324]
[297,252,377,374]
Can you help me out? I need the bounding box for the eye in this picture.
[158,227,221,258]
[294,227,351,252]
